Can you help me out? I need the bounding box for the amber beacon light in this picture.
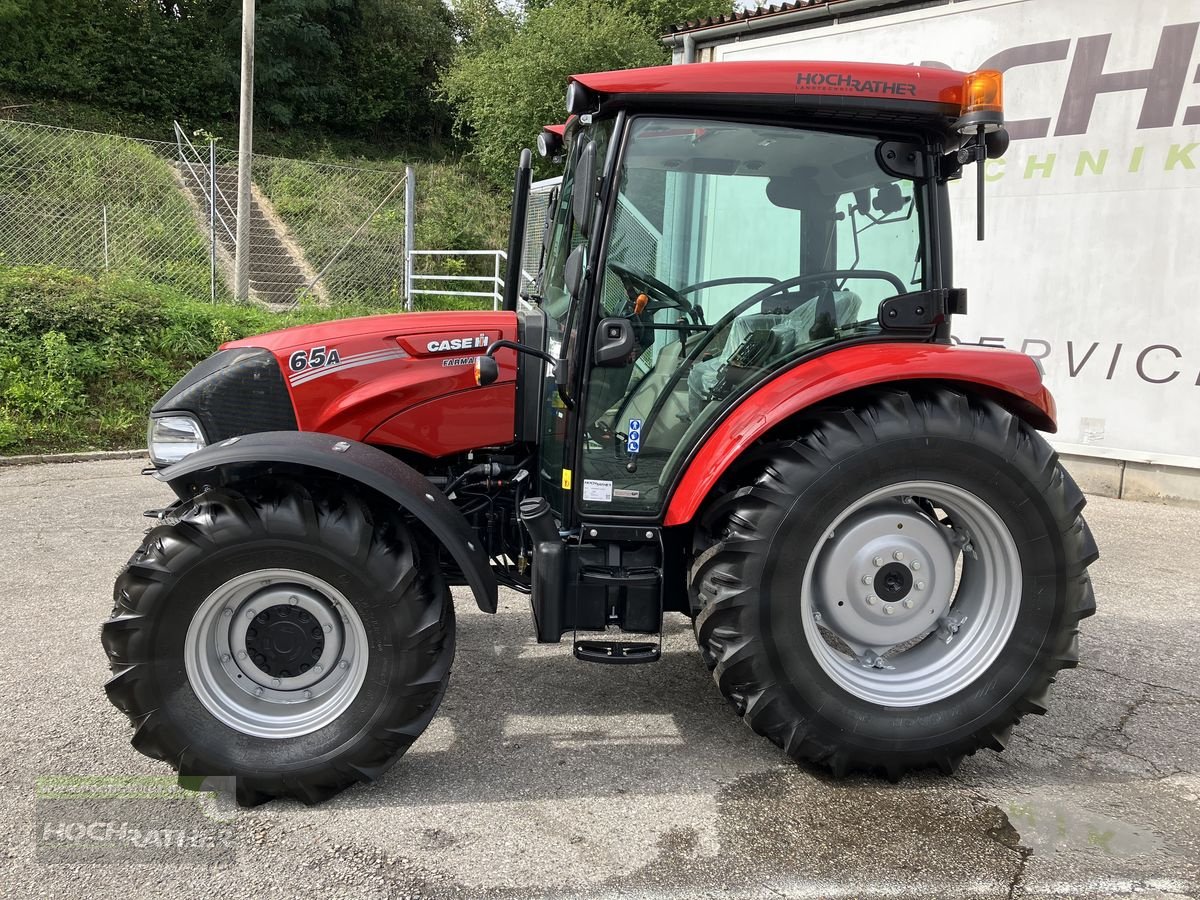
[957,69,1004,133]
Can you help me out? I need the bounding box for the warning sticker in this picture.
[582,479,613,502]
[627,418,642,455]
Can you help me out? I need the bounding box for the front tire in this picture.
[692,387,1097,780]
[101,478,454,806]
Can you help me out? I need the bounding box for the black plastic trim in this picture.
[152,348,297,443]
[158,431,498,613]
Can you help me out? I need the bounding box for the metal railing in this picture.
[407,249,537,311]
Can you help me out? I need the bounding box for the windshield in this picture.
[577,116,927,514]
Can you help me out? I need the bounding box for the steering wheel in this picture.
[606,260,703,325]
[634,269,907,451]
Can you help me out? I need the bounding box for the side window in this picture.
[835,183,923,311]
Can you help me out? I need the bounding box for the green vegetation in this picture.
[0,0,454,141]
[0,266,445,455]
[442,0,733,186]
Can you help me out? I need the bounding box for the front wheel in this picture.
[691,387,1097,780]
[101,478,454,806]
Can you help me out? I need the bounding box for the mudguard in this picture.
[156,430,498,613]
[664,342,1057,527]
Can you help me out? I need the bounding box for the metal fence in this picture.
[0,119,412,308]
[0,118,564,310]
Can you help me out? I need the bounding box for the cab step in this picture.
[574,639,661,664]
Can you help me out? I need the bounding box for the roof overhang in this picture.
[664,0,925,49]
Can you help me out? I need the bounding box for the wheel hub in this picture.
[874,562,913,601]
[814,500,956,649]
[244,604,326,678]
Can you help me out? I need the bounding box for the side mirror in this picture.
[594,317,635,367]
[563,244,587,298]
[985,127,1010,159]
[572,140,598,237]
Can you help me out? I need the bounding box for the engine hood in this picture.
[218,309,522,457]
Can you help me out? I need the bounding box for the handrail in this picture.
[408,249,536,310]
[173,121,236,244]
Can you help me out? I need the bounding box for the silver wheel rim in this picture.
[184,569,369,738]
[800,480,1021,707]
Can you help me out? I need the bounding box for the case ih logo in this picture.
[426,334,490,353]
[795,72,917,97]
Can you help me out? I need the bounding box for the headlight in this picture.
[148,414,207,466]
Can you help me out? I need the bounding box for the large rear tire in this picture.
[691,387,1097,780]
[101,478,454,806]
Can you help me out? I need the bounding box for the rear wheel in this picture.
[102,478,454,806]
[691,387,1097,779]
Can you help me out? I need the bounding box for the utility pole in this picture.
[233,0,255,302]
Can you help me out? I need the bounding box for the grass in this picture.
[0,265,458,455]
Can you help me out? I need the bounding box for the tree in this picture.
[342,0,456,138]
[441,0,733,186]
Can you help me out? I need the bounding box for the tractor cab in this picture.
[477,61,1004,660]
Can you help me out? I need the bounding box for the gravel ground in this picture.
[1,458,1197,899]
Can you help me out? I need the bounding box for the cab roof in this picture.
[570,60,966,115]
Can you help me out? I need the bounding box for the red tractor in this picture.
[102,61,1097,806]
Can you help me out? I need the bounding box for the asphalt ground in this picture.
[1,458,1198,899]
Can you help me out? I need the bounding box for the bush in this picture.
[0,266,405,455]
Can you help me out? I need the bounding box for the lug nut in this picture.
[246,609,255,619]
[884,605,895,615]
[220,653,231,663]
[223,608,233,618]
[340,660,350,669]
[903,599,915,610]
[916,581,926,591]
[272,678,281,687]
[303,690,312,699]
[873,556,884,567]
[911,561,921,571]
[289,595,298,606]
[237,651,247,660]
[862,575,872,585]
[313,665,323,675]
[893,551,904,561]
[865,595,877,606]
[254,687,264,697]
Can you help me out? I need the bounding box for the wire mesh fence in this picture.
[0,118,562,311]
[0,119,413,308]
[0,120,212,296]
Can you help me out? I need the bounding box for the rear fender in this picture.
[664,342,1056,527]
[157,431,498,613]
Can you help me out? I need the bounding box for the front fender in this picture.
[157,431,498,613]
[664,342,1056,527]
